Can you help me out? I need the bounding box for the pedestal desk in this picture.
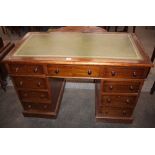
[3,32,153,123]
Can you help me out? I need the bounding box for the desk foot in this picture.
[23,111,57,119]
[96,115,133,123]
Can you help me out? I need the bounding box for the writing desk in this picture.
[4,32,153,123]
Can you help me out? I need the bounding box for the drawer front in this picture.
[23,102,52,112]
[8,63,44,75]
[47,65,99,77]
[12,77,47,89]
[98,107,133,117]
[102,66,149,79]
[18,90,50,103]
[101,95,137,108]
[102,80,142,93]
[72,66,99,77]
[47,65,72,76]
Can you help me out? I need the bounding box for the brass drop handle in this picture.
[55,68,59,74]
[133,71,137,77]
[88,69,92,75]
[106,98,111,103]
[130,85,134,90]
[15,67,19,72]
[123,110,127,115]
[111,71,116,76]
[126,99,130,104]
[37,81,41,87]
[109,85,113,90]
[34,67,38,73]
[19,81,23,86]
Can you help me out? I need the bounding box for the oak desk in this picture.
[4,32,153,123]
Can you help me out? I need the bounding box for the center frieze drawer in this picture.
[72,66,99,77]
[47,64,99,77]
[12,77,47,90]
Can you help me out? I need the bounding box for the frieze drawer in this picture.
[8,63,44,75]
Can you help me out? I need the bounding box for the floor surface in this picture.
[0,86,155,128]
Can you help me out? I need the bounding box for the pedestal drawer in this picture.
[100,95,137,108]
[98,107,133,117]
[102,80,142,93]
[12,77,47,90]
[8,63,44,75]
[72,66,99,77]
[23,102,52,112]
[18,90,50,103]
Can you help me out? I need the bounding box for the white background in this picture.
[0,0,155,155]
[0,0,154,25]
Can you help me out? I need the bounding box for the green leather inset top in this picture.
[14,32,143,60]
